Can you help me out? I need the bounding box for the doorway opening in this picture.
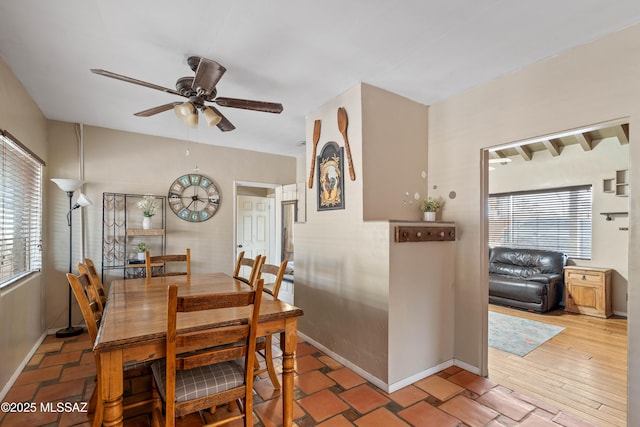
[482,119,630,424]
[234,181,279,265]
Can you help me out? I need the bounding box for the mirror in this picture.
[282,201,297,262]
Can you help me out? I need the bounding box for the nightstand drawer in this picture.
[566,270,604,285]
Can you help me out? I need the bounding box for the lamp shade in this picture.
[51,178,83,192]
[186,112,199,127]
[202,107,222,127]
[174,102,195,122]
[75,193,93,207]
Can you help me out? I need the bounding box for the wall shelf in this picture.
[600,211,628,221]
[615,169,629,197]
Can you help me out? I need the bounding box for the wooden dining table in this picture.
[93,272,304,427]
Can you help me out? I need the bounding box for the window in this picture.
[1,130,44,287]
[488,185,592,259]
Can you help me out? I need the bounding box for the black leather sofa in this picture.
[489,247,567,312]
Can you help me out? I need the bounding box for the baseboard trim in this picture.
[0,331,47,401]
[453,359,481,375]
[387,360,454,393]
[297,332,481,393]
[297,332,390,392]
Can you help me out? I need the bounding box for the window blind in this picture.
[488,185,592,259]
[1,130,44,286]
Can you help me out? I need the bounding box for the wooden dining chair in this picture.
[66,273,153,427]
[78,258,107,308]
[254,260,288,389]
[233,251,264,285]
[151,279,264,427]
[259,260,289,300]
[78,262,107,314]
[145,248,190,278]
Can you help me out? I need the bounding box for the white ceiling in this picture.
[2,1,640,157]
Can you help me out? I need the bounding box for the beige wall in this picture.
[490,138,629,314]
[297,83,449,388]
[0,59,48,395]
[388,224,455,385]
[362,84,429,220]
[44,122,296,330]
[428,24,640,424]
[297,84,391,381]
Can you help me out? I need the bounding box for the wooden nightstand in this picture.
[564,266,612,318]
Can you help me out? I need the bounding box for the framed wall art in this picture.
[317,141,345,211]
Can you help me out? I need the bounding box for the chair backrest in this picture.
[259,260,288,299]
[164,279,264,424]
[84,258,107,306]
[233,251,264,286]
[145,248,191,278]
[66,272,102,343]
[78,259,107,308]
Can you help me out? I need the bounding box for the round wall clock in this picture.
[168,174,220,222]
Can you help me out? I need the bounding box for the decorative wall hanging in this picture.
[317,141,345,210]
[337,107,356,181]
[168,173,220,222]
[308,119,321,189]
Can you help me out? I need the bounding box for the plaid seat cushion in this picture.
[152,359,245,403]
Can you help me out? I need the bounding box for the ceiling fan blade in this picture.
[134,102,181,117]
[214,97,283,114]
[207,105,235,132]
[91,69,182,96]
[191,57,226,96]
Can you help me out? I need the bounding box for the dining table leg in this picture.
[281,318,298,427]
[98,350,124,427]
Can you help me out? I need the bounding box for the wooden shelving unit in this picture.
[125,229,165,236]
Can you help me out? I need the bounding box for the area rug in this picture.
[488,311,565,356]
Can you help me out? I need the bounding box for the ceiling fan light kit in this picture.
[202,106,222,126]
[90,55,283,132]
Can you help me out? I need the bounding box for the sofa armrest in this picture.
[527,273,562,285]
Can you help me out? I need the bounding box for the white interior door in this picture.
[236,195,271,270]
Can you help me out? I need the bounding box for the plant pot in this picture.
[137,252,145,261]
[142,216,152,230]
[423,211,436,222]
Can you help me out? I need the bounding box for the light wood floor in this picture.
[488,304,628,427]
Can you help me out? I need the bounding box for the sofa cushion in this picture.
[489,247,567,278]
[489,275,547,304]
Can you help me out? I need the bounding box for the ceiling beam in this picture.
[541,139,561,157]
[515,145,532,161]
[614,124,629,145]
[575,133,593,151]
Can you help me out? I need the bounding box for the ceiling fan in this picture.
[90,56,283,132]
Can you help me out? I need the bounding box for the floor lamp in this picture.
[52,178,93,338]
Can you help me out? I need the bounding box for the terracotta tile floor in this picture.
[0,332,597,427]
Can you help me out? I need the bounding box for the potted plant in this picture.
[137,194,157,229]
[136,242,148,261]
[420,197,443,221]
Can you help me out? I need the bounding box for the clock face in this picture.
[168,174,220,222]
